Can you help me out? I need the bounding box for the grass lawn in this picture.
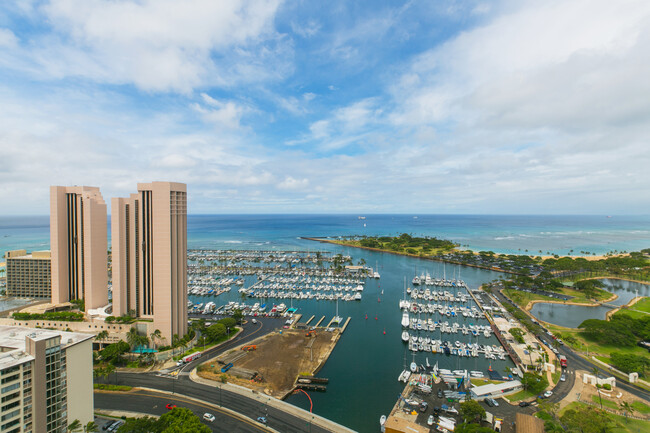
[592,394,620,411]
[505,388,537,402]
[545,323,650,359]
[551,367,561,385]
[615,297,650,320]
[560,402,650,433]
[632,401,650,415]
[94,383,132,391]
[503,289,557,308]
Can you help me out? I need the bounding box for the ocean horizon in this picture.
[1,214,649,260]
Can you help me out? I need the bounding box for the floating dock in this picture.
[304,315,315,325]
[341,317,352,333]
[314,316,326,327]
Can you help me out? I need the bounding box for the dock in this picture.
[340,317,352,333]
[314,316,325,327]
[304,315,315,325]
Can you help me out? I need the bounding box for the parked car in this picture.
[251,319,257,324]
[543,390,553,398]
[484,398,494,407]
[419,402,428,413]
[437,389,443,398]
[203,413,215,422]
[560,374,566,382]
[518,401,531,407]
[488,397,499,407]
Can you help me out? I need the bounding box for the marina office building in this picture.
[0,326,94,433]
[111,182,188,342]
[50,186,108,312]
[5,250,51,299]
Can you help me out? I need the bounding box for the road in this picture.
[96,317,333,433]
[493,288,650,403]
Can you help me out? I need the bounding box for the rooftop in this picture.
[0,325,93,370]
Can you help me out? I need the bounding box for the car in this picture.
[251,318,257,324]
[165,403,177,410]
[518,401,531,407]
[489,397,499,407]
[103,421,117,431]
[560,374,566,382]
[203,413,216,422]
[419,402,428,412]
[437,389,443,398]
[257,416,267,424]
[543,390,553,398]
[107,422,123,433]
[484,398,494,407]
[552,348,559,354]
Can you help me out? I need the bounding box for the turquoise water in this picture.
[2,214,650,431]
[530,279,650,328]
[2,214,650,259]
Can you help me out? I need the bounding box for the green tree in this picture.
[126,328,140,350]
[84,421,99,433]
[100,341,130,365]
[560,405,613,433]
[67,419,82,432]
[455,423,495,433]
[205,323,226,342]
[459,400,486,424]
[231,308,244,325]
[159,407,211,432]
[619,401,634,423]
[150,329,162,350]
[95,330,109,348]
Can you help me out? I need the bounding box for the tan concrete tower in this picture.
[50,186,108,311]
[111,182,187,342]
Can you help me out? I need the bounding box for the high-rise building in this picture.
[0,326,94,433]
[5,250,51,299]
[111,182,187,342]
[50,186,108,311]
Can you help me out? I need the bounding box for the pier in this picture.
[304,315,315,325]
[314,316,325,327]
[340,317,352,333]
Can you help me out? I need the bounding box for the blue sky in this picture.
[1,0,649,214]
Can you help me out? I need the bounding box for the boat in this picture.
[401,311,409,328]
[410,361,417,372]
[380,415,386,433]
[402,331,410,342]
[470,371,484,378]
[427,415,434,426]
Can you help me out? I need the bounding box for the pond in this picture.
[530,279,650,328]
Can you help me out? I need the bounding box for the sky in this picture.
[0,0,649,215]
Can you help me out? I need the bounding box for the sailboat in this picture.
[410,353,417,372]
[401,311,409,328]
[402,330,410,342]
[332,297,342,325]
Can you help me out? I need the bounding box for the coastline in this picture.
[301,237,520,275]
[524,292,619,312]
[605,295,646,320]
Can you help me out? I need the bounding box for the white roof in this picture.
[471,380,523,396]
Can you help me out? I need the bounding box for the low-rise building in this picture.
[0,326,94,432]
[5,251,51,299]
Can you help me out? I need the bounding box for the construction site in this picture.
[197,316,350,399]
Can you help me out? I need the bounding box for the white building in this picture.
[0,326,94,433]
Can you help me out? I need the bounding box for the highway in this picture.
[95,316,334,433]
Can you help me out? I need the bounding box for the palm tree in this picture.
[619,401,634,423]
[150,329,161,350]
[95,330,109,349]
[104,363,116,384]
[526,345,534,368]
[592,367,603,409]
[126,328,139,351]
[67,420,82,432]
[84,421,99,433]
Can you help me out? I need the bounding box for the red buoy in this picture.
[383,328,386,335]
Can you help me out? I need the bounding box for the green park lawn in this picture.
[559,402,650,433]
[545,323,649,359]
[615,297,650,320]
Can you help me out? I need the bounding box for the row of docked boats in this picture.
[245,290,362,301]
[402,316,493,337]
[188,301,297,317]
[188,249,344,265]
[406,288,471,302]
[404,335,507,359]
[412,274,467,287]
[400,301,483,318]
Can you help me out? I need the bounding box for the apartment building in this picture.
[50,186,108,312]
[111,182,187,342]
[5,251,51,299]
[0,326,93,433]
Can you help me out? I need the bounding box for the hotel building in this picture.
[5,251,51,299]
[0,326,94,433]
[111,182,187,342]
[50,186,108,312]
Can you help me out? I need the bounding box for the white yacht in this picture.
[401,311,409,328]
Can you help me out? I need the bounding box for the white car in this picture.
[203,413,215,422]
[543,390,553,398]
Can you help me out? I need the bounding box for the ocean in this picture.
[2,214,650,260]
[1,214,649,431]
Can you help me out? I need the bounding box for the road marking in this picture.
[130,389,270,431]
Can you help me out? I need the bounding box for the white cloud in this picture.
[3,0,287,92]
[291,19,321,38]
[0,28,18,47]
[278,176,309,190]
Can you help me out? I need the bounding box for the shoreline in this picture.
[605,295,646,320]
[301,237,521,275]
[524,292,619,312]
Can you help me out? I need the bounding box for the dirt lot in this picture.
[198,328,339,398]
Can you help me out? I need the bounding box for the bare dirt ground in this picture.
[198,329,339,398]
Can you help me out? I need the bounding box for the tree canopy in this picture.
[117,408,211,433]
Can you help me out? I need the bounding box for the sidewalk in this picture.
[189,369,357,433]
